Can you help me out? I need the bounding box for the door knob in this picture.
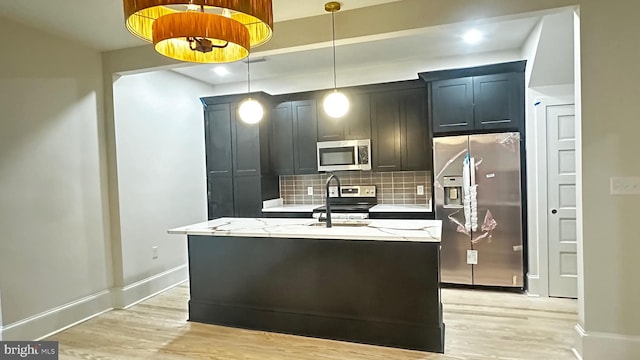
[551,209,557,214]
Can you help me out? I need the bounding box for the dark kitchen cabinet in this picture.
[207,176,234,219]
[370,86,430,172]
[292,100,318,174]
[232,107,262,176]
[370,92,402,171]
[473,73,523,130]
[431,77,474,133]
[205,104,233,177]
[317,93,371,141]
[401,88,431,171]
[270,102,295,175]
[430,71,524,135]
[202,94,278,219]
[233,176,263,217]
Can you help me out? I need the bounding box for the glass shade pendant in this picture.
[238,56,263,124]
[323,1,349,119]
[323,90,349,119]
[238,98,264,124]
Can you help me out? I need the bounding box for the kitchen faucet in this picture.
[324,174,341,228]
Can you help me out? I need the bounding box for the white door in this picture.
[547,104,577,298]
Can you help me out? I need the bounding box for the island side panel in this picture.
[187,235,444,353]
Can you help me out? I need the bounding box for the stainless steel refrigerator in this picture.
[433,132,524,288]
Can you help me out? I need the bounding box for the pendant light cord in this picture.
[247,56,251,94]
[331,10,337,90]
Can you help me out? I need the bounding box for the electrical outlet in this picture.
[610,176,640,195]
[417,185,425,195]
[152,246,159,260]
[307,186,313,196]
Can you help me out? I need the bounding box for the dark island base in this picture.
[188,235,445,353]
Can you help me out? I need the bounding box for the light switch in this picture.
[417,185,425,195]
[610,177,640,195]
[307,186,314,196]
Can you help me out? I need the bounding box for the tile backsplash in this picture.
[279,171,432,206]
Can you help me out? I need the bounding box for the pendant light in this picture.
[122,0,273,64]
[323,2,350,119]
[238,56,264,124]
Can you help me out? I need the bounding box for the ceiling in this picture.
[171,15,540,92]
[0,1,572,93]
[0,0,403,52]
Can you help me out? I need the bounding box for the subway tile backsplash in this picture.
[279,171,432,206]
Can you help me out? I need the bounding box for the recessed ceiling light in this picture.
[213,66,230,76]
[463,29,483,44]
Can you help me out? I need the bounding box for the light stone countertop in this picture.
[168,217,441,243]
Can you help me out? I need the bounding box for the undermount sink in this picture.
[306,221,371,227]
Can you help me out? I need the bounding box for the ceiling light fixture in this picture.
[238,57,263,124]
[463,29,483,44]
[322,2,349,119]
[122,0,273,63]
[213,66,230,76]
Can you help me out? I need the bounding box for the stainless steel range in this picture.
[313,185,376,220]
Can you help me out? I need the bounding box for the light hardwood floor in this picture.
[49,283,577,360]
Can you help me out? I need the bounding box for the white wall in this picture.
[0,18,111,338]
[520,9,576,297]
[111,71,212,305]
[578,1,640,357]
[528,11,575,87]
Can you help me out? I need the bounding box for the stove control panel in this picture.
[339,185,376,198]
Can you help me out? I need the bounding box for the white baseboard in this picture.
[111,264,188,309]
[526,273,547,297]
[574,324,640,360]
[0,290,113,341]
[0,265,188,341]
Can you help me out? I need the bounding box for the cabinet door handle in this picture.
[551,209,557,214]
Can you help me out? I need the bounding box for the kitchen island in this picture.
[169,217,444,353]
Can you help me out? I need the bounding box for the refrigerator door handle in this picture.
[470,157,478,232]
[462,154,471,232]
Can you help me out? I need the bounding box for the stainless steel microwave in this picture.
[316,139,371,171]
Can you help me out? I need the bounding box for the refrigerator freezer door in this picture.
[433,136,473,285]
[468,132,524,288]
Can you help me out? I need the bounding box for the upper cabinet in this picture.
[431,77,474,132]
[422,61,526,136]
[270,102,295,175]
[473,73,523,130]
[317,93,371,141]
[204,100,269,177]
[370,84,431,172]
[292,100,319,174]
[205,104,234,177]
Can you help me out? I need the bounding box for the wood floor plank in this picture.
[48,283,577,360]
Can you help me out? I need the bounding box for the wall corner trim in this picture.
[575,323,640,360]
[526,273,544,297]
[111,264,188,309]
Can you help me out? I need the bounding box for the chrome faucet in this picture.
[325,174,341,228]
